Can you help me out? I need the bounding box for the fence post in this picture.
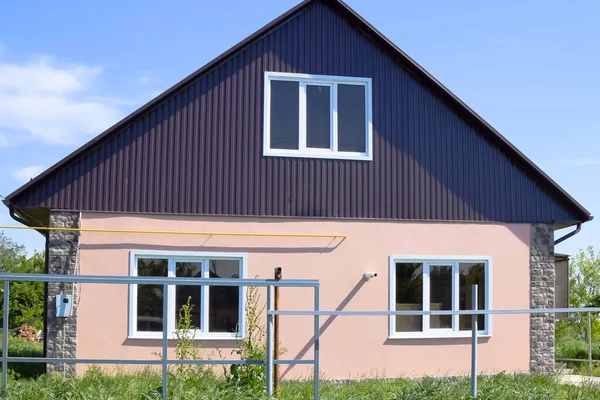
[314,285,320,400]
[471,284,478,399]
[588,312,593,376]
[2,280,9,395]
[274,268,282,397]
[266,285,274,397]
[162,283,169,400]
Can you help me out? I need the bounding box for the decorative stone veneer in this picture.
[530,223,555,373]
[46,211,80,376]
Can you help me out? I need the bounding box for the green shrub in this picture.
[223,285,268,394]
[0,336,43,379]
[556,338,600,372]
[153,295,210,380]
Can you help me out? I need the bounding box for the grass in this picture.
[0,336,43,379]
[2,369,600,400]
[556,338,600,362]
[556,338,600,376]
[0,336,598,398]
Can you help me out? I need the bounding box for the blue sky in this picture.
[0,0,598,257]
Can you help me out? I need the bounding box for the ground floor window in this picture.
[129,251,246,339]
[389,256,491,338]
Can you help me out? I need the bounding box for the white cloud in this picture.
[0,56,123,145]
[13,165,45,183]
[0,57,102,94]
[556,158,600,166]
[136,73,151,85]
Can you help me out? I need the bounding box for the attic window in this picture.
[263,72,372,160]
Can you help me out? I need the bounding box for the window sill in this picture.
[264,149,372,161]
[128,333,242,341]
[388,332,491,340]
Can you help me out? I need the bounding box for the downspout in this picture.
[8,205,32,228]
[554,223,582,246]
[7,205,48,239]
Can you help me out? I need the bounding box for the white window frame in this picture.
[128,250,247,340]
[263,71,373,161]
[388,255,492,339]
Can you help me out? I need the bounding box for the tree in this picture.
[564,246,600,340]
[0,232,45,330]
[0,232,27,273]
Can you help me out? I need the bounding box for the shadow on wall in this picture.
[121,338,241,351]
[280,277,366,379]
[278,274,493,379]
[79,241,343,254]
[382,337,490,347]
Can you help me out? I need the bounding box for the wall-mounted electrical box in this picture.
[56,294,73,318]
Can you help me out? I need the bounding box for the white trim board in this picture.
[263,71,373,161]
[388,255,492,339]
[128,250,247,340]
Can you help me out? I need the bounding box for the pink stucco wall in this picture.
[76,212,531,379]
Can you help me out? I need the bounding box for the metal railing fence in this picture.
[0,273,320,399]
[1,274,600,399]
[268,286,600,399]
[555,313,600,376]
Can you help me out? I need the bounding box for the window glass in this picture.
[208,260,240,333]
[132,254,244,338]
[306,85,331,149]
[265,73,371,159]
[395,263,423,332]
[459,263,486,330]
[337,84,366,152]
[175,262,203,329]
[270,80,299,150]
[430,265,453,329]
[137,258,168,332]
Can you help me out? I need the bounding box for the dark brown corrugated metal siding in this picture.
[11,1,582,223]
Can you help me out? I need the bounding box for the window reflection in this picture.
[430,265,452,329]
[395,263,423,332]
[459,263,486,330]
[175,262,202,329]
[137,259,168,332]
[209,260,240,333]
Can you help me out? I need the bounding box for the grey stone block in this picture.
[529,223,555,374]
[46,211,80,377]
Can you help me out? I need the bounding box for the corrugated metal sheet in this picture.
[7,0,587,223]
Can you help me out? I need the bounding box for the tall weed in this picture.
[223,284,267,393]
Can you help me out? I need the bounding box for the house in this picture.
[3,0,592,380]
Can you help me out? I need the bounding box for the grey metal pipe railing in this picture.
[266,285,274,397]
[556,312,600,378]
[269,304,600,398]
[1,281,8,392]
[471,284,478,398]
[270,308,600,316]
[314,284,320,400]
[161,283,168,400]
[588,312,593,377]
[0,273,320,399]
[0,273,319,287]
[3,273,600,399]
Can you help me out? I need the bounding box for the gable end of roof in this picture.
[4,0,592,224]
